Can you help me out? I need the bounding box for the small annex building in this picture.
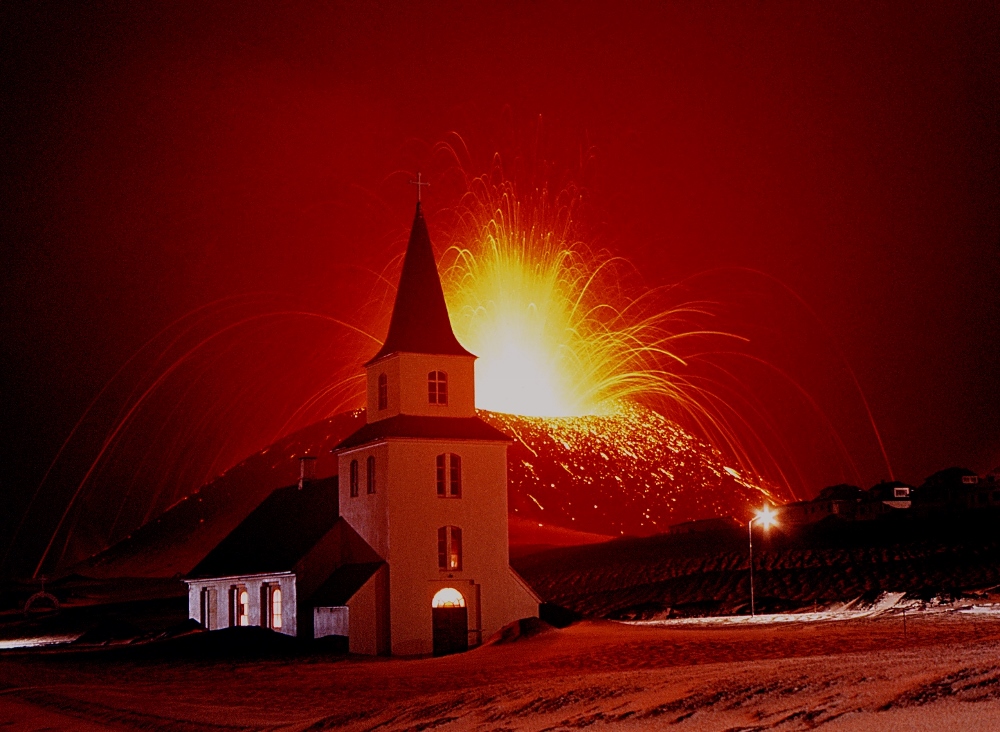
[185,201,539,655]
[182,475,387,651]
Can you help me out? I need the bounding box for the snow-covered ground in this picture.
[3,606,1000,730]
[622,592,1000,627]
[0,634,80,651]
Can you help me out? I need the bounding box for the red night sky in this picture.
[2,2,998,563]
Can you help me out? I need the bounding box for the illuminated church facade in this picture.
[184,202,538,655]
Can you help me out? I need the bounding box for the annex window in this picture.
[265,585,282,630]
[437,526,463,571]
[349,459,359,497]
[428,371,448,405]
[377,373,388,410]
[436,453,461,497]
[230,585,249,627]
[367,455,376,494]
[199,587,216,630]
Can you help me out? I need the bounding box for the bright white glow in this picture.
[473,323,577,417]
[754,505,778,530]
[432,587,466,608]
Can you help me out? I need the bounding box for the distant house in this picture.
[961,475,1000,510]
[779,484,865,525]
[868,481,912,510]
[778,482,912,525]
[913,467,996,512]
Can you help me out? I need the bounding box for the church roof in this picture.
[308,562,384,606]
[366,203,473,365]
[187,476,340,579]
[334,414,511,451]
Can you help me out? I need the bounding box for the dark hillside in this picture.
[73,406,773,580]
[513,512,1000,618]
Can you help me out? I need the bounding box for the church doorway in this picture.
[431,587,468,656]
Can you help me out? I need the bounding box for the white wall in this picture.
[339,437,538,655]
[314,606,349,638]
[365,352,476,421]
[184,572,297,636]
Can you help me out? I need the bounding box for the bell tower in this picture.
[334,201,539,656]
[363,202,476,422]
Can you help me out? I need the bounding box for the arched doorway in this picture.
[431,588,468,656]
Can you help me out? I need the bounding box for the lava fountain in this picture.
[441,174,733,420]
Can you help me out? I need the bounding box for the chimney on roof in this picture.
[298,456,317,490]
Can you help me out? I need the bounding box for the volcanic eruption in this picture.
[16,155,871,578]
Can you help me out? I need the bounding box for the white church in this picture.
[184,201,539,656]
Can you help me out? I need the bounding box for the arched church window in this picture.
[436,454,462,497]
[349,459,359,497]
[428,371,448,405]
[366,455,376,494]
[437,526,462,571]
[230,585,249,627]
[377,373,388,410]
[270,587,282,630]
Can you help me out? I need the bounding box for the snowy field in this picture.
[623,591,1000,627]
[3,602,1000,730]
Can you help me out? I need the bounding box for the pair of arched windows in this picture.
[349,456,376,497]
[377,371,447,408]
[436,453,461,497]
[230,585,249,627]
[437,526,462,571]
[226,584,281,630]
[428,371,448,405]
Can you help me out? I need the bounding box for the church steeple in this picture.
[366,203,473,364]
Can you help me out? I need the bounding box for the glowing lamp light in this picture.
[431,587,466,608]
[754,505,778,530]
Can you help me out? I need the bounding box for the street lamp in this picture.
[748,505,778,617]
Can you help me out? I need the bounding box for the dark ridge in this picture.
[513,511,1000,619]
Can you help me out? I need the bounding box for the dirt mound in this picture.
[487,617,558,645]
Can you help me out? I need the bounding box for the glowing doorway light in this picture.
[432,587,466,608]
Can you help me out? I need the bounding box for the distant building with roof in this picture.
[778,481,912,525]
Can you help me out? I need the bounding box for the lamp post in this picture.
[748,505,778,617]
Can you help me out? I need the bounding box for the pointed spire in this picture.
[366,203,473,364]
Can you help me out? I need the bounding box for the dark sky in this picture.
[2,2,998,563]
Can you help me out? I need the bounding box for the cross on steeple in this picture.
[409,172,430,202]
